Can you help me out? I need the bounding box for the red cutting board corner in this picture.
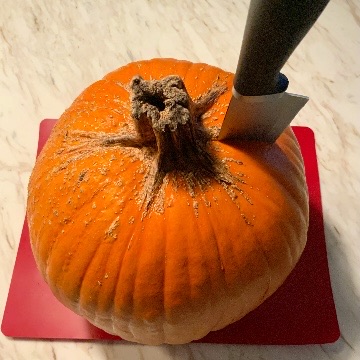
[1,120,340,345]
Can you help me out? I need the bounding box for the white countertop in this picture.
[1,0,359,359]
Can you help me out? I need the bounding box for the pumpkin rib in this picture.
[27,171,54,263]
[53,225,101,308]
[181,214,213,342]
[77,238,114,311]
[195,200,229,331]
[112,219,145,339]
[162,193,193,339]
[187,206,213,338]
[97,230,130,320]
[133,220,166,343]
[254,198,297,282]
[92,233,121,316]
[108,257,134,337]
[252,232,273,305]
[211,207,273,331]
[44,176,114,294]
[165,194,193,324]
[78,241,115,317]
[254,197,306,296]
[272,176,308,263]
[232,137,307,270]
[97,232,134,336]
[261,194,298,267]
[211,254,270,331]
[277,130,308,207]
[159,208,169,343]
[49,158,138,310]
[282,128,303,165]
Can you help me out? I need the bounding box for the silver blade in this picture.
[218,88,309,143]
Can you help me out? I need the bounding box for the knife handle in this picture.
[234,0,329,96]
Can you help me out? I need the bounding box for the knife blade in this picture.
[218,0,329,142]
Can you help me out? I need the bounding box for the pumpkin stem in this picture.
[130,75,232,211]
[130,75,223,177]
[129,75,250,215]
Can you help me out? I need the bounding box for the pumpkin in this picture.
[27,58,309,345]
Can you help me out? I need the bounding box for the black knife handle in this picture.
[234,0,330,96]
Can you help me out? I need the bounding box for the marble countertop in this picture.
[1,0,359,359]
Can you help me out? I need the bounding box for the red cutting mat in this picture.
[1,119,340,344]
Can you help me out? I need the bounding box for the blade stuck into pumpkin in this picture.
[27,59,309,345]
[219,0,329,142]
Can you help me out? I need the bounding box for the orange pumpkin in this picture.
[27,58,309,345]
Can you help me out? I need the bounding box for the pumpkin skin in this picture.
[27,58,309,345]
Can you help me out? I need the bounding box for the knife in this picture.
[218,0,330,142]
